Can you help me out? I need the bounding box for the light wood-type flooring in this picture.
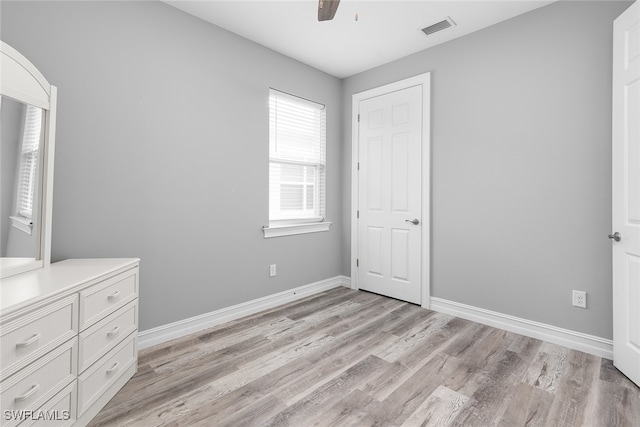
[89,287,640,426]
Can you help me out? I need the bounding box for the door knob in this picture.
[405,219,420,225]
[608,232,621,242]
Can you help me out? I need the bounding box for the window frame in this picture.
[264,89,331,238]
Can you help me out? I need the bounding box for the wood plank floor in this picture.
[89,287,640,426]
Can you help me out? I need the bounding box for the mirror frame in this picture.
[1,41,56,278]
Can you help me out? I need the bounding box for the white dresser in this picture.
[0,258,139,426]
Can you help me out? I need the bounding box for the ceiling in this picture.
[164,0,554,78]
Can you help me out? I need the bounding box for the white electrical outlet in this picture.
[572,290,587,308]
[269,264,277,277]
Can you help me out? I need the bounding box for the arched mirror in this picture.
[1,41,56,278]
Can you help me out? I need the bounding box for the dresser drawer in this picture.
[79,268,138,331]
[78,300,137,373]
[77,334,136,415]
[1,295,77,379]
[18,381,76,427]
[0,338,76,427]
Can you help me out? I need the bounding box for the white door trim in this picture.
[351,73,431,308]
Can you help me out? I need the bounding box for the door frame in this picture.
[350,73,431,308]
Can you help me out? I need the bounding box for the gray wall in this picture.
[342,0,631,339]
[1,1,343,331]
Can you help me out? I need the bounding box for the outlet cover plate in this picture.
[572,290,586,308]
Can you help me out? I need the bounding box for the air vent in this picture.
[421,17,456,36]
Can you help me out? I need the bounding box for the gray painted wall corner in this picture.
[1,0,343,331]
[341,0,631,339]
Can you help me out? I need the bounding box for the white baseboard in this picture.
[138,275,351,349]
[429,297,613,359]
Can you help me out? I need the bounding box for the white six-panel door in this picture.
[612,0,640,387]
[357,85,423,304]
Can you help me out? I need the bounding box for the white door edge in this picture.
[612,0,640,386]
[350,73,431,309]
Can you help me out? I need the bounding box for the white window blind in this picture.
[16,105,42,219]
[269,89,326,223]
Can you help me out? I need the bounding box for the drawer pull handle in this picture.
[107,326,120,337]
[16,333,41,349]
[14,384,40,402]
[106,362,120,374]
[107,290,121,301]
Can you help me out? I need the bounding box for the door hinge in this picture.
[356,259,359,267]
[358,114,360,122]
[357,162,360,171]
[357,210,359,219]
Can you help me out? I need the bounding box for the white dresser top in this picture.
[0,258,140,317]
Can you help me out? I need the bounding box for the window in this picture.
[265,89,331,237]
[10,104,42,234]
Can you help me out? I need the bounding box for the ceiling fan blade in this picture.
[318,0,340,21]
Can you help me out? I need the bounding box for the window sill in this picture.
[263,221,332,238]
[10,216,33,235]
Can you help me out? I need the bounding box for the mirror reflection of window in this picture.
[7,104,42,236]
[16,105,42,221]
